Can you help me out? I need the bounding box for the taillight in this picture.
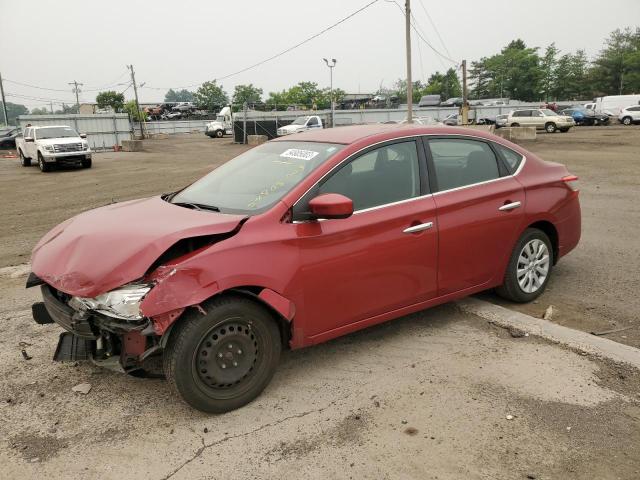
[562,175,579,192]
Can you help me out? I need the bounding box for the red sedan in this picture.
[28,124,581,412]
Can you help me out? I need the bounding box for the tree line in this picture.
[3,27,638,124]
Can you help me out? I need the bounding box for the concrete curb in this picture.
[457,297,640,369]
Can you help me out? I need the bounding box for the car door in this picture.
[424,136,525,296]
[24,128,36,158]
[530,110,545,128]
[292,138,438,338]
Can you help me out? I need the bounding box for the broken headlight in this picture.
[69,283,151,321]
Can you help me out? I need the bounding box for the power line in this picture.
[3,78,70,92]
[384,0,457,66]
[143,0,380,91]
[5,92,76,103]
[416,0,453,59]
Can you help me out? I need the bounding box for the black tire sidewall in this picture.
[545,122,556,133]
[215,130,223,138]
[623,117,631,125]
[499,228,554,303]
[165,297,281,413]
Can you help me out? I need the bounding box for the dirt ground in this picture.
[1,127,640,479]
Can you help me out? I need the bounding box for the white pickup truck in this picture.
[16,125,92,172]
[277,115,323,136]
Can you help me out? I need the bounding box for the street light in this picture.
[323,58,337,128]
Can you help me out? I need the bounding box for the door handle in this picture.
[498,201,522,211]
[403,222,434,234]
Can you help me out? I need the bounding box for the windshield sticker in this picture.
[280,148,319,161]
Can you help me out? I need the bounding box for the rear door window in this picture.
[494,144,524,174]
[427,138,501,192]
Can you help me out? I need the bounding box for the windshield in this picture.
[292,117,309,126]
[171,141,344,214]
[215,115,225,122]
[541,109,557,116]
[36,127,79,139]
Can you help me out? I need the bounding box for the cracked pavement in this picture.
[1,277,639,479]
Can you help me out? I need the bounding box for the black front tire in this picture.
[496,228,554,303]
[622,116,632,126]
[163,295,281,413]
[82,158,92,168]
[215,130,224,138]
[37,152,51,172]
[545,122,557,133]
[19,150,31,167]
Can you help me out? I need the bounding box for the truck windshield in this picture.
[36,127,79,139]
[170,141,343,215]
[215,115,225,122]
[292,117,309,125]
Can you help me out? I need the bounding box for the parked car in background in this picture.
[507,109,575,133]
[27,124,581,413]
[205,107,233,138]
[442,113,459,126]
[618,105,640,125]
[559,107,609,126]
[441,97,463,107]
[16,125,92,172]
[495,114,508,129]
[418,95,441,107]
[162,111,182,120]
[0,126,20,149]
[145,105,165,120]
[172,102,196,112]
[277,115,323,136]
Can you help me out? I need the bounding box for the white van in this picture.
[592,95,640,116]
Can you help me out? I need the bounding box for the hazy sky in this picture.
[1,0,638,108]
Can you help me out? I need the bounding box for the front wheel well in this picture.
[527,221,559,264]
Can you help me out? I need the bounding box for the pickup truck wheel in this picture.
[37,153,51,172]
[510,122,520,127]
[545,122,557,133]
[81,158,92,168]
[19,150,31,167]
[163,295,281,413]
[215,130,224,138]
[496,228,554,303]
[622,116,632,126]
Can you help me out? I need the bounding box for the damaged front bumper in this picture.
[31,279,161,371]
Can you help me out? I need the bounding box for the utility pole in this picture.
[405,0,413,123]
[127,64,144,139]
[68,80,83,113]
[323,58,337,127]
[50,101,54,114]
[0,72,8,126]
[461,60,469,125]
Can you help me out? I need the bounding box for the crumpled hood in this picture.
[31,196,246,298]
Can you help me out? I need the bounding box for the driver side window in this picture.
[318,141,421,211]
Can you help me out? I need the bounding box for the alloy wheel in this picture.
[517,239,550,294]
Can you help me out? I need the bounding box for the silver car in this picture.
[619,105,640,125]
[507,109,574,133]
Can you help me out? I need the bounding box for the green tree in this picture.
[30,107,50,115]
[164,88,195,103]
[53,103,79,114]
[0,102,28,125]
[96,90,125,112]
[194,81,228,110]
[232,84,263,106]
[540,43,559,101]
[123,100,147,121]
[590,27,640,95]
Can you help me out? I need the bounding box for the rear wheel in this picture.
[622,116,632,126]
[37,152,51,172]
[163,295,281,413]
[510,122,520,127]
[19,150,31,167]
[559,128,570,133]
[545,122,557,133]
[496,228,553,303]
[215,129,224,138]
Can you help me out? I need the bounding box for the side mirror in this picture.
[308,193,353,220]
[25,137,34,143]
[80,133,87,139]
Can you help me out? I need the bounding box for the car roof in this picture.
[271,123,497,145]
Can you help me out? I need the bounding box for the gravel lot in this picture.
[0,127,639,479]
